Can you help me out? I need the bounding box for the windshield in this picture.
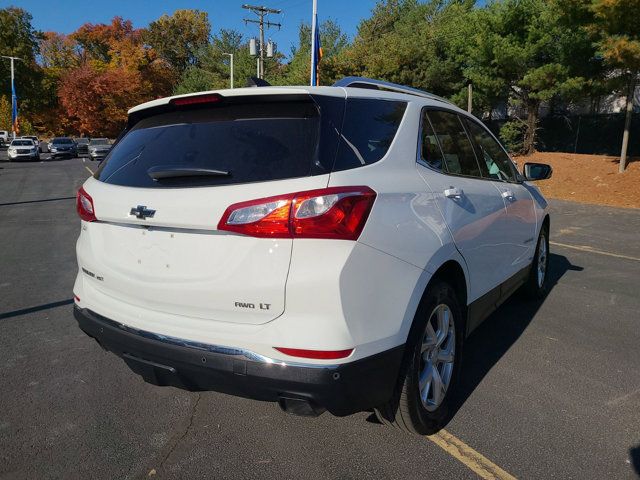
[53,138,73,144]
[11,140,34,146]
[89,138,109,146]
[75,138,89,144]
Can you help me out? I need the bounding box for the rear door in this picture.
[416,108,510,303]
[79,93,344,325]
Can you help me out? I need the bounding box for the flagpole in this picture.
[310,0,318,86]
[1,56,22,136]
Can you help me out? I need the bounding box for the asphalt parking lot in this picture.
[1,154,639,480]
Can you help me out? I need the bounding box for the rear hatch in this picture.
[80,91,345,325]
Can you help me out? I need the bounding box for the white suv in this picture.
[74,77,552,433]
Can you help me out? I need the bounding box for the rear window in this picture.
[96,95,406,188]
[97,99,323,188]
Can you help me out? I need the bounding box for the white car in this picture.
[7,138,40,161]
[73,77,552,433]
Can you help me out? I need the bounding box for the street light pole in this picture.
[222,53,234,89]
[1,56,23,136]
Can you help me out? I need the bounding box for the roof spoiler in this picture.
[332,77,453,105]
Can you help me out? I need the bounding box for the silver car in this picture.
[88,138,111,161]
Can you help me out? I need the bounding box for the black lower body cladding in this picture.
[74,306,403,416]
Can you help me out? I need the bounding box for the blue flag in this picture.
[11,79,18,135]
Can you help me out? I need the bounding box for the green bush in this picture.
[499,121,526,154]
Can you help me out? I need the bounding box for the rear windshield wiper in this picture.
[147,166,230,181]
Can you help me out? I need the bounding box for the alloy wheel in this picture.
[418,304,455,412]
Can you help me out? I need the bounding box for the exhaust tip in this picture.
[277,396,325,417]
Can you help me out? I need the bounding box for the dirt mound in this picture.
[514,152,640,209]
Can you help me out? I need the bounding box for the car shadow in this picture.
[444,252,583,423]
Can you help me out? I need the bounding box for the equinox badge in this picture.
[130,205,156,219]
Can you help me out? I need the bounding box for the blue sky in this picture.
[1,0,379,56]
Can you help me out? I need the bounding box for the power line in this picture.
[242,4,282,79]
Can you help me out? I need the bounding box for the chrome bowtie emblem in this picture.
[130,205,156,219]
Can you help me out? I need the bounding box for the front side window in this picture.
[465,119,516,182]
[426,110,482,178]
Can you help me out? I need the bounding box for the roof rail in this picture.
[332,77,453,105]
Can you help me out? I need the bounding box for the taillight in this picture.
[76,187,96,222]
[217,186,376,240]
[274,347,354,360]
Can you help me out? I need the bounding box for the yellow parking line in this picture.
[427,429,517,480]
[550,241,640,262]
[84,166,94,176]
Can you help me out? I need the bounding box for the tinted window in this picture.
[332,99,407,171]
[427,110,482,177]
[97,100,322,188]
[419,110,445,170]
[11,140,33,146]
[53,138,73,144]
[465,120,516,182]
[90,138,109,145]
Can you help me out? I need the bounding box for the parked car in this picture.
[88,138,111,161]
[75,137,90,155]
[49,137,77,159]
[7,138,39,161]
[20,135,39,148]
[0,130,8,147]
[73,78,552,433]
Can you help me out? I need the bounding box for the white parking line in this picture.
[84,166,94,175]
[550,241,640,262]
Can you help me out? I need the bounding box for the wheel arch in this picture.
[403,259,468,346]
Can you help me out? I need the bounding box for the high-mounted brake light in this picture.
[170,93,223,106]
[274,347,354,360]
[217,186,376,240]
[76,187,96,222]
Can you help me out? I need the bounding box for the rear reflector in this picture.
[74,295,80,302]
[76,187,96,222]
[218,186,376,240]
[274,347,354,360]
[170,93,223,106]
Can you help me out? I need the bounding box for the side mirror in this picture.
[523,162,552,181]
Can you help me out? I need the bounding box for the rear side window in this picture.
[332,99,407,172]
[97,100,323,188]
[419,110,445,170]
[464,119,516,182]
[427,110,482,178]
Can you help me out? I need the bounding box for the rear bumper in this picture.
[74,306,403,416]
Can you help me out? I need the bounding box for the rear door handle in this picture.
[444,187,464,199]
[501,190,515,201]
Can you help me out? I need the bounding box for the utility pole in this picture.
[1,56,23,136]
[222,53,234,89]
[243,4,281,79]
[467,83,473,114]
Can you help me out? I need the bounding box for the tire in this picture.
[524,224,550,299]
[374,280,464,434]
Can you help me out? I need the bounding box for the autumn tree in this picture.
[145,10,211,74]
[59,65,145,136]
